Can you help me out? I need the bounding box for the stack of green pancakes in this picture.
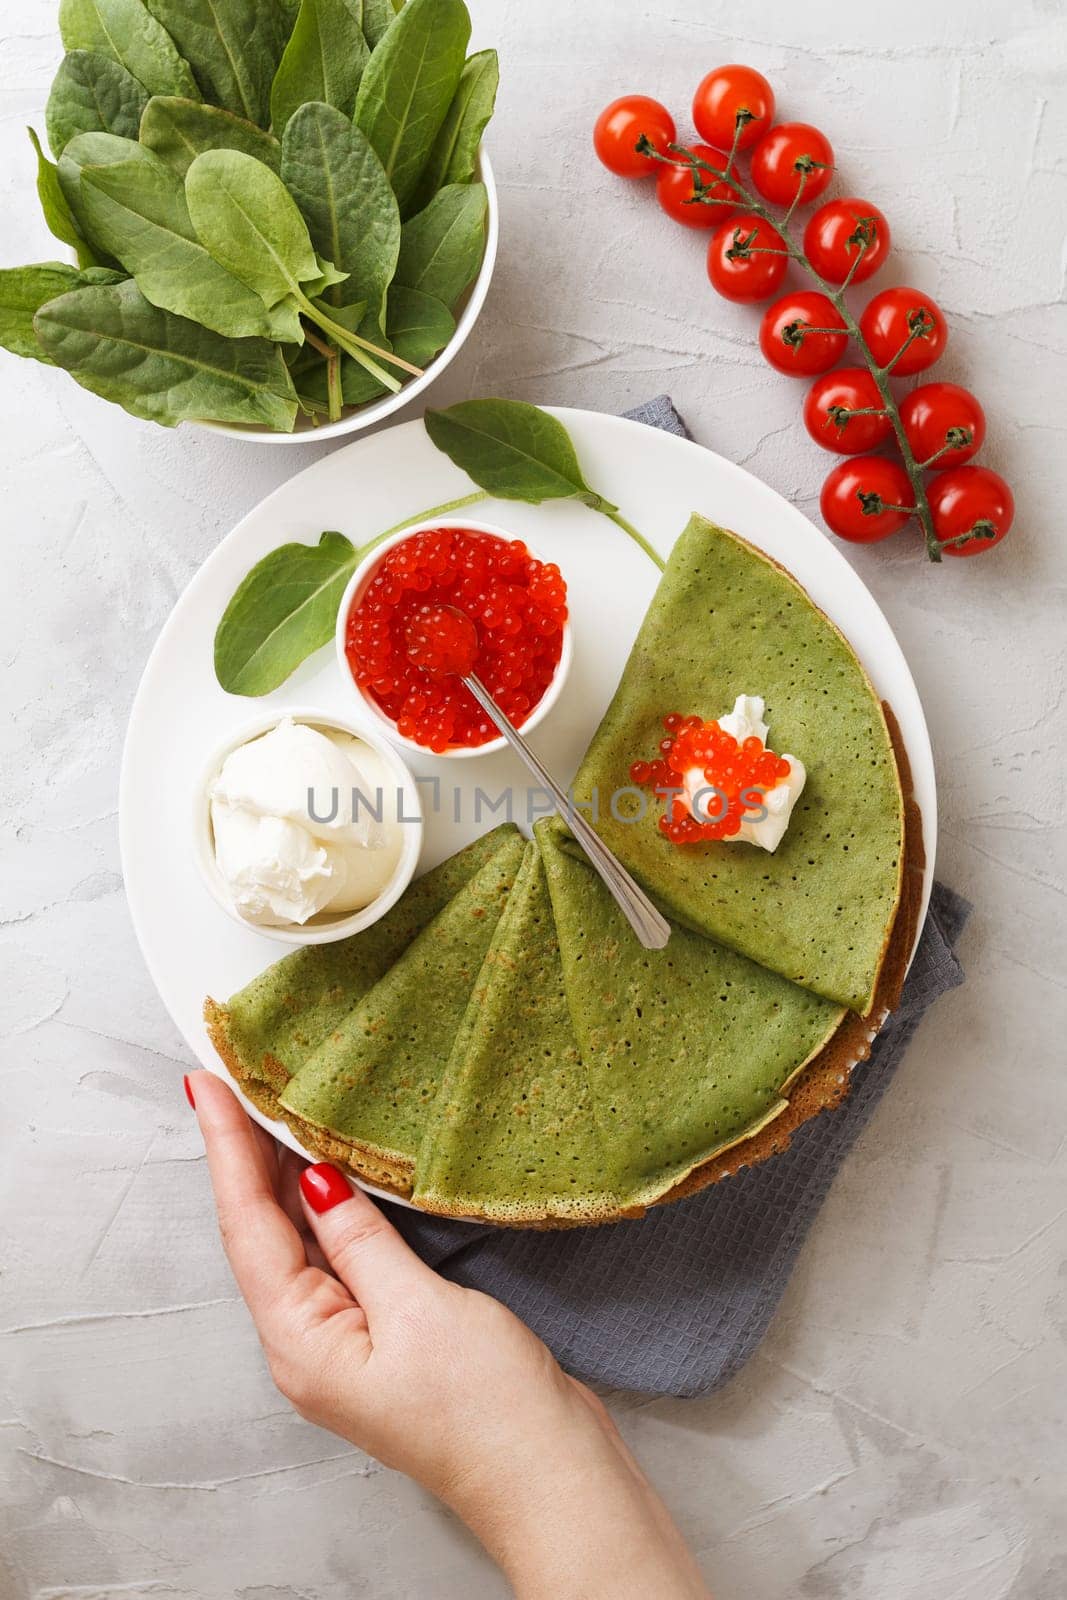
[206,515,913,1225]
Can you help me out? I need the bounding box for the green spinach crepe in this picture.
[205,824,522,1099]
[413,840,604,1223]
[568,514,905,1014]
[278,832,526,1181]
[413,829,847,1223]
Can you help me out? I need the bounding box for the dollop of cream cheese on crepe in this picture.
[682,694,806,852]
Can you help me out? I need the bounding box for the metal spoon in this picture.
[407,606,671,951]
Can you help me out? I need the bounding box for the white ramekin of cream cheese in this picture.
[195,709,423,945]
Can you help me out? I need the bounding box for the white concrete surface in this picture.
[2,1,1064,1596]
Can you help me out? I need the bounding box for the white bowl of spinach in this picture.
[0,0,499,440]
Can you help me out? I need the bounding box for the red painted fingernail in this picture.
[183,1074,196,1110]
[300,1162,352,1214]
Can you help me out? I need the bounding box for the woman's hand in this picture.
[187,1070,710,1599]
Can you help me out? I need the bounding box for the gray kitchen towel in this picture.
[383,395,969,1398]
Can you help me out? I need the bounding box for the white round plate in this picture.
[121,407,937,1198]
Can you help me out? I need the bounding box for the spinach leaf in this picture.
[304,283,451,405]
[0,263,83,362]
[142,0,291,127]
[187,155,403,390]
[424,400,599,504]
[281,102,399,322]
[214,530,358,694]
[361,0,403,49]
[28,127,103,266]
[46,50,149,157]
[139,96,281,175]
[410,47,496,207]
[184,147,345,308]
[0,262,128,362]
[395,180,485,307]
[345,283,449,399]
[269,0,368,132]
[354,0,469,216]
[34,279,299,429]
[59,0,199,100]
[60,133,303,340]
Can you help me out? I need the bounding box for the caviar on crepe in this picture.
[630,703,802,849]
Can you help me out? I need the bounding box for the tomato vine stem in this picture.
[646,137,944,561]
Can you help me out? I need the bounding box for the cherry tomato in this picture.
[803,367,893,454]
[900,382,985,470]
[593,96,677,178]
[692,65,774,153]
[927,465,1013,556]
[759,291,848,376]
[750,122,834,206]
[821,456,915,543]
[860,287,947,375]
[656,143,740,228]
[707,215,787,303]
[804,198,890,285]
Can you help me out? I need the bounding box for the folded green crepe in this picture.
[413,828,848,1223]
[537,822,844,1191]
[413,839,607,1224]
[205,824,522,1095]
[568,515,905,1014]
[278,831,527,1175]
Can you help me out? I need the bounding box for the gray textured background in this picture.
[2,1,1065,1596]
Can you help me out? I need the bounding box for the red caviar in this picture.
[345,527,567,752]
[629,712,791,844]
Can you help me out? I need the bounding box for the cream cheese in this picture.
[682,694,806,852]
[209,718,402,925]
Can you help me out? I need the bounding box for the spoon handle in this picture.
[464,673,671,951]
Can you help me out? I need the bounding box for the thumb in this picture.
[299,1162,439,1322]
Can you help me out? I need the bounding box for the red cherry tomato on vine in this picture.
[927,466,1013,556]
[750,122,834,206]
[804,198,890,285]
[656,143,740,228]
[692,65,774,153]
[900,382,985,470]
[821,456,915,543]
[859,287,947,375]
[803,367,893,454]
[759,291,848,376]
[593,96,677,178]
[707,215,787,303]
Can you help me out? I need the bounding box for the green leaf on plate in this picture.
[46,50,149,157]
[60,133,303,340]
[34,278,299,429]
[281,102,399,321]
[185,147,345,310]
[424,399,598,504]
[28,127,104,266]
[213,529,359,695]
[59,0,200,100]
[354,0,469,216]
[410,47,496,208]
[139,96,281,176]
[142,0,291,126]
[269,0,368,132]
[395,180,485,307]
